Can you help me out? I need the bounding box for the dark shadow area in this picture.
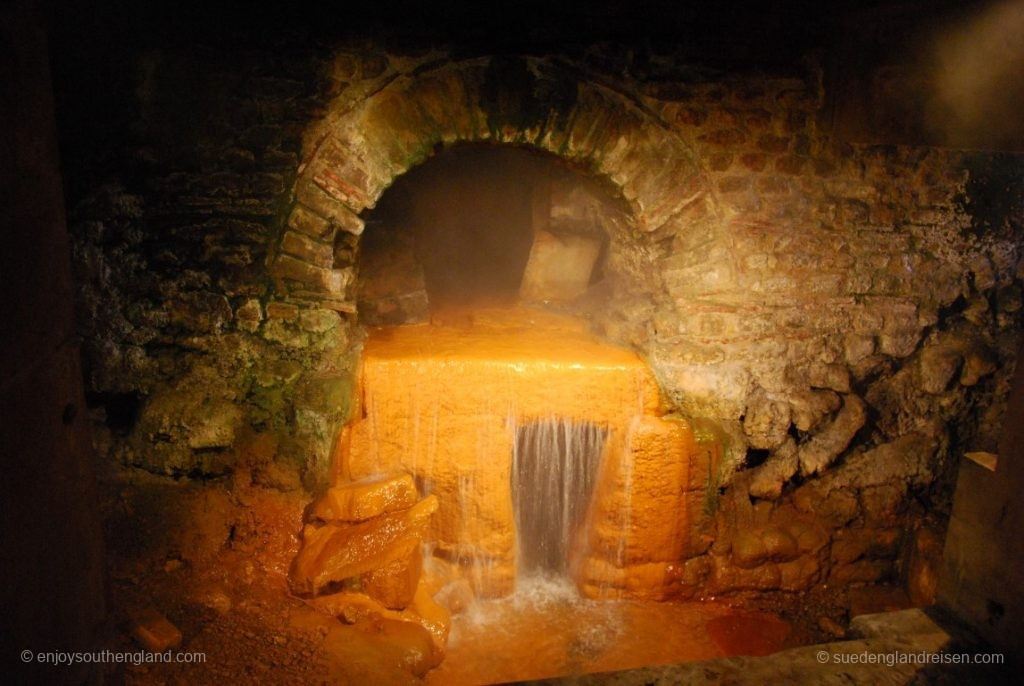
[358,143,618,323]
[361,145,542,311]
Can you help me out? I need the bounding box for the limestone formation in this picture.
[918,345,963,394]
[748,438,799,500]
[797,395,867,476]
[743,388,791,449]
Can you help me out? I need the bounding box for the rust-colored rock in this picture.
[576,415,712,599]
[361,540,422,609]
[309,473,419,523]
[129,607,182,652]
[310,576,450,653]
[290,495,438,595]
[409,578,451,649]
[373,618,442,676]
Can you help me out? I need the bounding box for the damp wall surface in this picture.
[54,23,1024,598]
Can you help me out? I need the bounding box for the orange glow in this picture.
[425,588,792,684]
[331,306,713,600]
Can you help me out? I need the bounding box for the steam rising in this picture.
[365,145,550,308]
[929,0,1024,148]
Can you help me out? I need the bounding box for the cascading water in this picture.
[336,307,699,600]
[310,307,772,684]
[511,418,607,580]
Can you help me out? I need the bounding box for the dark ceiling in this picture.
[48,0,983,68]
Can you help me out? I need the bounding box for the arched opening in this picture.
[283,63,758,685]
[355,143,623,324]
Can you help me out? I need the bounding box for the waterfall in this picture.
[511,418,606,580]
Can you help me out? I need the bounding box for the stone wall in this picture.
[64,40,357,489]
[61,38,1024,595]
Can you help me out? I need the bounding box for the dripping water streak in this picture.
[512,418,606,585]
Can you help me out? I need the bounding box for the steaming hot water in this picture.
[333,306,792,682]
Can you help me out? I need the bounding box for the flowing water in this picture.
[512,418,606,578]
[340,306,665,597]
[333,307,794,682]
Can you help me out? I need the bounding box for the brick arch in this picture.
[268,56,715,309]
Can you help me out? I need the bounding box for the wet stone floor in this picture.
[426,577,796,685]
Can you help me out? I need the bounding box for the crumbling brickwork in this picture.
[63,40,1024,593]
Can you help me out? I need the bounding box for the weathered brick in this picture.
[775,155,806,175]
[717,175,751,193]
[675,106,707,126]
[757,134,790,153]
[707,153,734,171]
[294,177,366,235]
[266,301,300,320]
[280,230,334,268]
[272,254,351,296]
[740,152,768,172]
[288,204,334,240]
[698,128,747,146]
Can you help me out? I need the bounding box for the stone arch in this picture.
[267,56,716,309]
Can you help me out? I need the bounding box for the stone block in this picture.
[918,344,962,394]
[308,576,450,654]
[757,134,790,153]
[844,333,875,364]
[731,526,800,569]
[129,607,182,652]
[272,254,353,296]
[832,433,935,490]
[287,203,334,241]
[960,346,997,386]
[136,390,244,452]
[708,555,782,593]
[808,362,851,393]
[788,388,841,432]
[519,230,602,302]
[265,301,299,320]
[280,230,334,268]
[652,360,751,419]
[848,608,942,641]
[408,578,451,649]
[294,178,365,235]
[878,328,921,357]
[369,618,441,676]
[308,138,379,213]
[309,473,419,523]
[232,299,261,333]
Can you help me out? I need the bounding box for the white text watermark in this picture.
[22,650,206,667]
[816,650,1004,667]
